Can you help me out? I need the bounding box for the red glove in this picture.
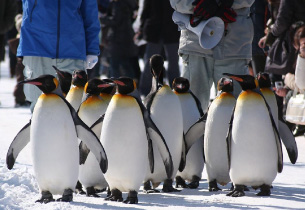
[192,0,219,20]
[216,7,237,24]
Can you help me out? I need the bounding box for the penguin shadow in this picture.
[268,184,305,204]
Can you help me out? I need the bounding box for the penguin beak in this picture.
[112,80,126,86]
[98,83,112,88]
[223,73,243,82]
[18,78,43,86]
[52,65,65,78]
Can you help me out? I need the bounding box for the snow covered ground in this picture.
[1,51,305,210]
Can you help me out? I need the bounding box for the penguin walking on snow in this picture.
[6,75,108,203]
[99,77,173,204]
[204,77,236,191]
[223,73,283,197]
[78,78,115,197]
[143,55,185,193]
[256,72,298,164]
[172,77,205,189]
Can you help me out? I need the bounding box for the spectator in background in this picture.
[137,0,180,96]
[100,0,139,81]
[17,0,100,112]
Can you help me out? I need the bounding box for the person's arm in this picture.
[271,0,294,37]
[80,0,100,56]
[0,0,17,34]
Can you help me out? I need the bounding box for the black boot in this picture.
[86,186,100,197]
[123,190,138,204]
[226,184,245,197]
[162,179,181,192]
[187,175,201,189]
[35,191,55,203]
[57,189,73,202]
[175,176,188,188]
[256,184,271,196]
[208,180,221,191]
[105,189,123,202]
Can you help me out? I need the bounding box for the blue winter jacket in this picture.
[17,0,100,60]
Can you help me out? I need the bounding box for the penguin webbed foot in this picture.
[86,186,100,197]
[75,181,86,195]
[187,176,201,189]
[123,191,138,204]
[208,180,222,192]
[256,184,271,196]
[35,191,55,204]
[143,181,160,194]
[226,185,245,197]
[105,189,123,202]
[57,189,73,202]
[175,176,188,188]
[162,179,181,193]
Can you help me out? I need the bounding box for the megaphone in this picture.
[172,11,224,49]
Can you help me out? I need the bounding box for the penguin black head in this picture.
[72,70,88,87]
[52,66,72,95]
[223,73,258,91]
[112,77,136,95]
[256,72,271,89]
[19,74,59,94]
[172,77,190,93]
[150,54,165,85]
[84,78,116,96]
[217,77,233,93]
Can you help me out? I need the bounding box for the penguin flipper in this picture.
[189,91,204,116]
[90,114,105,136]
[185,113,207,153]
[58,95,108,173]
[226,106,235,170]
[148,137,154,174]
[278,120,298,164]
[79,141,90,165]
[178,133,187,172]
[6,120,31,169]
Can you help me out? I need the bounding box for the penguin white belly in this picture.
[31,95,79,195]
[205,94,235,185]
[66,87,84,111]
[176,94,204,181]
[101,95,148,192]
[78,98,108,189]
[145,86,183,183]
[230,96,278,186]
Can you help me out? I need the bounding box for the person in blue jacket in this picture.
[17,0,100,112]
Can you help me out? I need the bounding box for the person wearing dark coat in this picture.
[100,0,139,79]
[137,0,180,96]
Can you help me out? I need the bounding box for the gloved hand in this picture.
[192,0,219,20]
[216,6,237,24]
[86,55,98,69]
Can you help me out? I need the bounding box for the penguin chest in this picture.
[31,95,79,194]
[66,86,84,110]
[230,92,278,185]
[101,95,148,191]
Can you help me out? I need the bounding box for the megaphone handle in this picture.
[190,15,203,27]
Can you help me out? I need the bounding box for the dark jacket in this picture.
[140,0,180,44]
[17,0,100,60]
[0,0,17,61]
[100,0,138,57]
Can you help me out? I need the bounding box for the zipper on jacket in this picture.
[56,0,61,58]
[30,0,37,22]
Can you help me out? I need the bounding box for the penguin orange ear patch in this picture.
[53,78,59,89]
[254,79,259,88]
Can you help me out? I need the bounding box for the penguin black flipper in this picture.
[133,95,174,179]
[143,91,158,115]
[278,119,298,164]
[90,114,105,136]
[6,120,31,169]
[178,133,187,172]
[58,95,108,173]
[189,91,204,117]
[185,113,207,153]
[226,106,235,170]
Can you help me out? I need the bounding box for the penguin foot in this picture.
[95,188,106,193]
[256,184,271,196]
[175,176,188,188]
[105,189,123,202]
[143,181,160,194]
[35,191,55,204]
[226,185,245,197]
[243,185,250,191]
[123,190,138,204]
[57,189,73,202]
[208,180,222,192]
[75,181,86,195]
[187,175,200,189]
[86,186,100,197]
[162,179,181,193]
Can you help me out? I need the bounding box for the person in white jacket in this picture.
[170,0,254,111]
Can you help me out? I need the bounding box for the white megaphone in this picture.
[172,11,224,49]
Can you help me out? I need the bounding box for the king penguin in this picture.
[6,75,108,203]
[66,70,88,111]
[204,77,235,191]
[256,72,298,164]
[143,54,185,193]
[100,77,173,204]
[52,66,72,97]
[223,73,283,197]
[172,77,205,189]
[78,78,115,197]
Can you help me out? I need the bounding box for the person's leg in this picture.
[251,54,267,76]
[139,42,163,96]
[109,56,121,78]
[163,43,180,88]
[181,54,214,112]
[213,59,249,98]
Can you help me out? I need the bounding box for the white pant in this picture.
[181,54,249,112]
